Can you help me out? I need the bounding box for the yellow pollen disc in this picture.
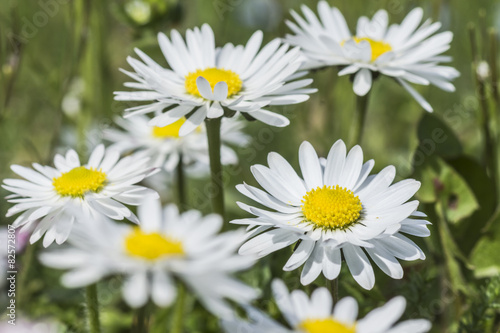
[298,318,356,333]
[184,67,242,98]
[345,37,392,62]
[53,166,107,198]
[124,228,184,260]
[301,185,362,230]
[152,118,186,138]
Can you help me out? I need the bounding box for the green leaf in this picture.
[416,113,462,158]
[446,156,498,254]
[436,202,472,295]
[470,213,500,278]
[413,156,479,224]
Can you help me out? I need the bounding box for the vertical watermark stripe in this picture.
[6,225,17,326]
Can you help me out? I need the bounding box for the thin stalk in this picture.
[478,77,499,194]
[205,118,225,219]
[17,242,37,308]
[176,154,186,212]
[85,284,101,333]
[350,92,371,145]
[170,283,186,333]
[132,305,149,333]
[468,24,479,63]
[489,29,499,106]
[329,278,338,305]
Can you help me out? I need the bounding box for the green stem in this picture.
[17,242,37,308]
[350,92,371,145]
[176,154,186,212]
[85,284,101,333]
[329,278,338,305]
[132,305,149,333]
[170,283,186,333]
[205,118,225,219]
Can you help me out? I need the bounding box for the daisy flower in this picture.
[39,198,257,318]
[222,279,431,333]
[285,2,459,111]
[234,140,430,289]
[2,144,158,247]
[114,24,316,135]
[103,115,250,172]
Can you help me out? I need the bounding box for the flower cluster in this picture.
[0,2,456,331]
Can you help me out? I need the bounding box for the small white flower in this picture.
[222,279,432,333]
[114,24,316,135]
[40,198,257,319]
[234,140,430,289]
[285,2,459,112]
[2,144,158,247]
[103,115,250,173]
[476,61,490,80]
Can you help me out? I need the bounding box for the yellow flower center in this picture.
[124,228,184,260]
[298,318,356,333]
[184,67,242,98]
[53,166,107,198]
[346,37,392,62]
[301,185,362,230]
[152,118,186,138]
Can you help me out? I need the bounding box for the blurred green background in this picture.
[1,0,500,332]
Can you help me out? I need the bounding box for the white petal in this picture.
[151,271,177,307]
[122,272,149,308]
[138,197,162,232]
[333,296,359,324]
[213,82,228,101]
[299,141,323,189]
[300,243,324,285]
[196,77,214,100]
[343,244,375,290]
[353,68,372,96]
[357,296,406,332]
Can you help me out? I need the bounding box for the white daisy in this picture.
[103,115,250,172]
[222,279,432,333]
[39,198,257,319]
[114,24,316,135]
[285,2,459,111]
[2,144,158,247]
[234,140,430,289]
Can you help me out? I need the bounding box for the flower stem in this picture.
[85,284,101,333]
[329,278,339,305]
[17,242,37,308]
[170,283,186,333]
[133,305,149,333]
[351,92,371,145]
[176,154,186,212]
[205,117,225,219]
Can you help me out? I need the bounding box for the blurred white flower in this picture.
[222,279,432,333]
[103,115,250,173]
[125,0,152,25]
[61,78,85,118]
[286,2,459,112]
[234,140,429,289]
[2,145,158,247]
[40,198,257,318]
[115,24,316,135]
[476,61,490,80]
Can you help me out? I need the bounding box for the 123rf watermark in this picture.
[6,225,17,326]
